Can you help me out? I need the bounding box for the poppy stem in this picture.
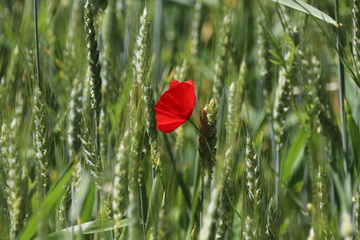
[188,118,200,133]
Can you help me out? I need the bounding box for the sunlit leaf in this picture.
[47,219,129,239]
[271,0,339,27]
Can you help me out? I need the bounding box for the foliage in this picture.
[0,0,360,239]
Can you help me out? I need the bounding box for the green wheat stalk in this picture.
[353,0,360,73]
[174,59,189,83]
[84,0,102,122]
[33,86,48,199]
[175,126,184,153]
[226,62,245,142]
[99,0,119,165]
[245,137,261,207]
[101,0,118,103]
[113,131,130,239]
[242,216,256,240]
[199,98,218,186]
[316,165,333,239]
[68,78,83,160]
[128,7,150,240]
[144,78,161,175]
[215,63,246,238]
[158,196,170,240]
[189,1,202,56]
[84,1,103,181]
[199,185,222,240]
[215,149,235,239]
[273,66,292,150]
[265,197,278,239]
[128,118,143,240]
[212,13,231,100]
[273,46,295,208]
[65,0,83,65]
[256,10,273,113]
[312,59,342,147]
[82,127,102,188]
[68,77,84,230]
[2,95,27,240]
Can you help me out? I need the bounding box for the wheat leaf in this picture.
[271,0,339,27]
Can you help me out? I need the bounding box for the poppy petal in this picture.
[155,80,196,133]
[170,80,180,89]
[184,80,195,89]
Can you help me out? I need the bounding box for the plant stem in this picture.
[34,0,41,89]
[154,0,162,81]
[139,185,146,240]
[334,0,348,175]
[188,118,200,133]
[187,118,203,229]
[163,133,192,210]
[271,117,279,210]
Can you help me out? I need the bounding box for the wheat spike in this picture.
[113,132,130,239]
[199,98,218,186]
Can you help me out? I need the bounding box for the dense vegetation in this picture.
[0,0,359,239]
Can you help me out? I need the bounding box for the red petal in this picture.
[155,80,196,133]
[170,80,180,89]
[184,80,194,89]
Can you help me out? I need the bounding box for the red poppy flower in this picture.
[155,80,196,133]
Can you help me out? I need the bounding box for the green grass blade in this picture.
[331,169,349,210]
[345,101,360,171]
[271,0,339,27]
[145,176,164,231]
[17,161,75,240]
[281,130,307,184]
[81,182,96,223]
[47,219,129,239]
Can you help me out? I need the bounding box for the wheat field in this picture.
[0,0,359,239]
